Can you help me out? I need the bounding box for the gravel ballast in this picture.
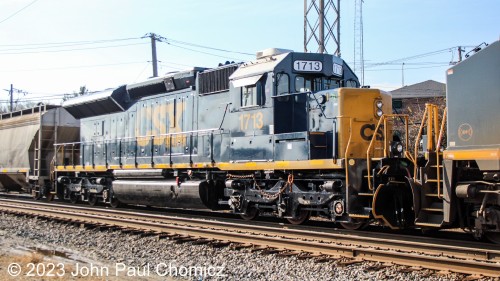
[0,212,487,280]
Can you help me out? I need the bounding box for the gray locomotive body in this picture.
[55,48,373,219]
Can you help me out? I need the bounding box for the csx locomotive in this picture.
[0,42,498,242]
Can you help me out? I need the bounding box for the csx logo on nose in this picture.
[360,124,384,141]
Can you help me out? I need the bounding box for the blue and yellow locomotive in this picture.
[54,47,400,229]
[2,42,495,242]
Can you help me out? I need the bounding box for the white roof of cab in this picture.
[229,52,290,81]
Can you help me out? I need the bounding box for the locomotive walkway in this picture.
[0,198,499,278]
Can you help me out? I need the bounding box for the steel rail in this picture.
[0,198,497,262]
[0,199,499,277]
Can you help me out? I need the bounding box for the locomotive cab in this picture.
[223,48,414,227]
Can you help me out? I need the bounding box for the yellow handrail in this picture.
[366,114,410,191]
[436,107,447,199]
[344,118,354,191]
[413,105,429,177]
[436,108,447,150]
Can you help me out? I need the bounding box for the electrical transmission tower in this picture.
[304,0,341,55]
[354,0,365,85]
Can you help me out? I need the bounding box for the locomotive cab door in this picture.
[273,72,308,134]
[272,72,312,161]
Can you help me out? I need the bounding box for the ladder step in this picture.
[415,222,442,228]
[421,202,443,213]
[421,207,443,213]
[416,211,444,226]
[357,192,373,196]
[425,193,441,197]
[426,179,443,183]
[430,165,443,168]
[349,214,370,219]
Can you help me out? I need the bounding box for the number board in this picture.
[333,63,343,76]
[293,60,323,72]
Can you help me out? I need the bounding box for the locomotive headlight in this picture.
[376,100,383,109]
[376,109,383,117]
[396,143,403,153]
[390,141,404,157]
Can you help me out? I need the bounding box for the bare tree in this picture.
[63,85,89,101]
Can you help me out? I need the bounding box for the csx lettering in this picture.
[360,124,384,141]
[239,112,264,130]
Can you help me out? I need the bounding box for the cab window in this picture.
[242,85,259,107]
[295,76,323,92]
[323,78,340,90]
[345,79,359,88]
[295,76,311,92]
[276,73,289,95]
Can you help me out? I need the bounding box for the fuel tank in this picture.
[111,179,220,209]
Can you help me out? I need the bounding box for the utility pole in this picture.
[9,84,13,112]
[151,34,158,77]
[143,33,159,77]
[304,0,341,55]
[458,46,464,62]
[451,46,465,65]
[401,63,405,87]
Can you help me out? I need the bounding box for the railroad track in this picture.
[0,198,499,278]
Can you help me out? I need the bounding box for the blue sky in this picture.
[0,0,498,105]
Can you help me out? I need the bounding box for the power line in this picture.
[0,42,147,55]
[365,46,477,68]
[0,33,252,62]
[0,0,41,25]
[0,37,141,51]
[0,37,140,47]
[151,34,253,56]
[364,64,450,71]
[150,33,253,58]
[168,42,245,61]
[366,48,452,68]
[0,61,146,72]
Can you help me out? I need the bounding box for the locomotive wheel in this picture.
[340,219,368,230]
[240,207,259,221]
[110,197,121,208]
[286,210,310,225]
[88,194,98,206]
[69,192,79,204]
[485,232,500,244]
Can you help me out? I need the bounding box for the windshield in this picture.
[295,75,341,93]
